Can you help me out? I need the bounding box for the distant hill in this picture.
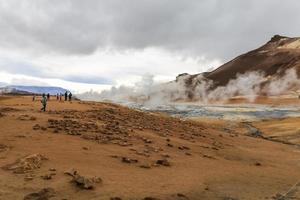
[0,85,68,95]
[0,82,7,87]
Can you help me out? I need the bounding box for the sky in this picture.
[0,0,300,93]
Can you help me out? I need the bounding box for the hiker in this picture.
[41,94,47,112]
[56,93,59,101]
[32,94,36,101]
[47,93,50,101]
[64,91,68,101]
[68,92,72,101]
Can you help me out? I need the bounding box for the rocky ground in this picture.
[0,96,300,200]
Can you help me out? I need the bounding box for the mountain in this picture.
[0,82,8,87]
[175,35,300,99]
[204,35,300,86]
[0,85,68,95]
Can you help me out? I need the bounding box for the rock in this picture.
[72,174,102,189]
[143,197,160,200]
[0,112,5,117]
[24,174,34,181]
[254,162,262,166]
[72,174,95,189]
[30,116,37,121]
[49,168,56,172]
[64,168,102,190]
[2,154,48,174]
[156,159,170,167]
[23,188,55,200]
[41,174,53,180]
[161,153,170,158]
[166,143,173,147]
[64,168,77,176]
[110,197,122,200]
[0,144,9,153]
[176,193,189,199]
[33,124,41,130]
[121,157,138,164]
[82,147,89,150]
[140,164,151,169]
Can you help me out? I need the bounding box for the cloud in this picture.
[0,57,113,85]
[0,0,299,60]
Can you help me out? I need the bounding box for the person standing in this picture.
[32,94,36,101]
[41,93,47,112]
[59,93,62,101]
[56,93,59,101]
[47,93,50,101]
[64,91,68,101]
[68,92,72,101]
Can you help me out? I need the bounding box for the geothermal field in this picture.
[1,35,300,200]
[1,95,300,200]
[1,0,300,198]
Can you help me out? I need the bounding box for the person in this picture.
[41,93,47,112]
[32,94,36,101]
[64,91,68,101]
[56,93,59,101]
[68,92,72,101]
[47,93,50,101]
[59,93,62,101]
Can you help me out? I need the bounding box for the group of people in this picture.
[33,91,73,112]
[55,91,72,102]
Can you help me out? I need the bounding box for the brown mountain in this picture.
[206,35,300,86]
[175,35,300,99]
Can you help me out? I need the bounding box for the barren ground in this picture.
[0,96,300,200]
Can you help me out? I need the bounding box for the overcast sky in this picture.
[0,0,299,93]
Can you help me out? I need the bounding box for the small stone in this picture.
[32,124,41,130]
[24,174,34,181]
[143,197,160,200]
[156,159,170,166]
[121,157,138,164]
[41,174,52,180]
[140,164,151,169]
[110,197,122,200]
[166,143,173,147]
[23,188,55,200]
[64,168,77,176]
[254,162,262,166]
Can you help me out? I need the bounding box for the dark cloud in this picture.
[0,0,299,61]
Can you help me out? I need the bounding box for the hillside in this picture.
[205,35,300,86]
[173,35,300,100]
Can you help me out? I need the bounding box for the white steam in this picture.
[77,68,300,105]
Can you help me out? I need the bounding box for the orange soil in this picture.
[0,96,300,200]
